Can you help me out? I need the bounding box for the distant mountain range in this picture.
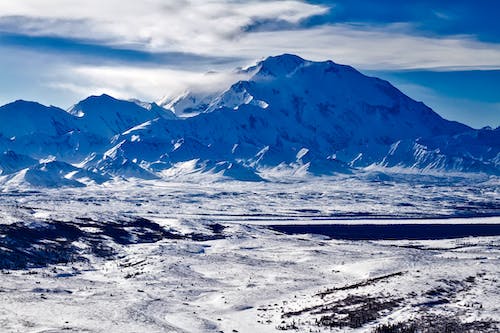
[0,54,498,187]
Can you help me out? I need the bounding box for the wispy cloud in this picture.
[49,65,252,102]
[225,24,500,70]
[2,1,500,70]
[0,1,327,51]
[0,32,238,68]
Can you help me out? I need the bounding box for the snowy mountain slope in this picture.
[129,99,177,120]
[0,100,77,138]
[0,95,177,163]
[377,127,500,174]
[203,55,471,156]
[159,90,220,118]
[93,156,160,180]
[0,54,498,186]
[0,151,37,175]
[68,94,176,138]
[146,54,493,174]
[0,159,110,188]
[0,101,91,161]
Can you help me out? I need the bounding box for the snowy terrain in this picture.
[0,54,499,332]
[0,54,499,187]
[0,178,499,332]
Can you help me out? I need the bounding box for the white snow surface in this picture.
[0,179,498,332]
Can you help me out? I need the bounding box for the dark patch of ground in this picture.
[373,313,499,333]
[315,295,402,329]
[273,272,495,332]
[0,217,226,270]
[278,294,402,330]
[317,272,405,297]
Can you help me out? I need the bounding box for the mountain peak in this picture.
[76,93,118,105]
[68,94,139,117]
[257,54,309,76]
[67,94,176,137]
[263,53,306,64]
[1,100,54,111]
[0,99,68,119]
[0,100,74,139]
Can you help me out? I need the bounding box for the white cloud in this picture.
[45,22,500,106]
[48,65,251,104]
[0,0,327,50]
[2,1,500,71]
[203,24,500,70]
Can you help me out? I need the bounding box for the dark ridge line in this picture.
[317,272,406,298]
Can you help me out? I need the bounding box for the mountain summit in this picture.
[0,55,498,187]
[68,94,175,138]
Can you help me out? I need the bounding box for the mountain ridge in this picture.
[0,54,498,187]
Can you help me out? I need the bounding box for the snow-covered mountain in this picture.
[0,100,78,139]
[0,54,498,187]
[68,94,176,138]
[159,90,220,118]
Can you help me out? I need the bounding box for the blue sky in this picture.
[0,1,498,128]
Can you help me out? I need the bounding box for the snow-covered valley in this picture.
[0,178,499,332]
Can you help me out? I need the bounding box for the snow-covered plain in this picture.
[0,175,499,332]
